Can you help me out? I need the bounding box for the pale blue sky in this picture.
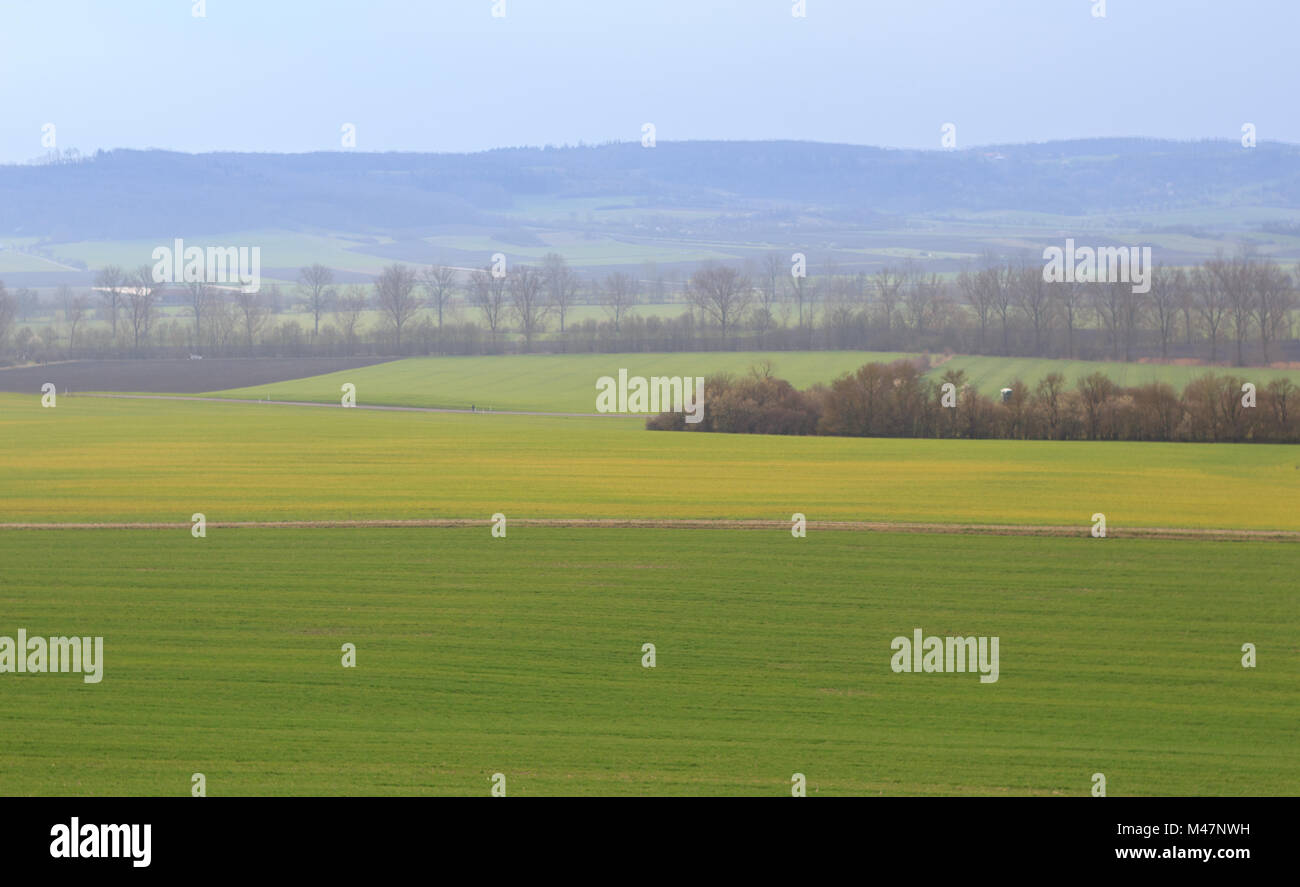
[0,0,1294,162]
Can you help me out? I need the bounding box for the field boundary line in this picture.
[71,392,627,418]
[0,518,1295,541]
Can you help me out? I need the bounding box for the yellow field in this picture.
[2,394,1297,530]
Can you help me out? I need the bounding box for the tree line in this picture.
[0,247,1296,365]
[646,358,1300,443]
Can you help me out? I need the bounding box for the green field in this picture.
[1,528,1294,796]
[938,355,1300,396]
[205,353,1300,414]
[4,393,1299,530]
[4,230,404,276]
[3,375,1297,797]
[423,232,732,266]
[9,205,1299,278]
[0,247,73,273]
[210,351,918,413]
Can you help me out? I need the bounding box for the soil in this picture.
[0,358,395,393]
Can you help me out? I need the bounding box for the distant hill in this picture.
[3,139,1298,242]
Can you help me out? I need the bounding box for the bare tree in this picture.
[600,271,638,333]
[374,263,421,352]
[1015,259,1053,355]
[421,264,457,331]
[333,285,369,355]
[1092,279,1125,361]
[1254,258,1293,364]
[233,287,269,346]
[95,265,126,339]
[1053,279,1087,359]
[1149,265,1181,359]
[508,265,549,350]
[987,260,1014,354]
[804,271,828,331]
[468,264,509,340]
[822,264,857,332]
[1216,248,1255,366]
[186,282,216,345]
[958,266,992,352]
[787,264,810,329]
[297,264,335,340]
[59,286,89,351]
[901,265,941,334]
[853,271,871,316]
[14,287,39,322]
[1120,281,1147,363]
[541,253,579,333]
[127,265,161,349]
[1090,276,1146,363]
[0,280,15,348]
[1194,261,1228,362]
[688,264,752,340]
[1179,277,1196,346]
[872,266,904,332]
[207,291,237,347]
[960,256,1010,353]
[756,252,785,332]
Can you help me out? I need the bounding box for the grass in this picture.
[203,352,1300,414]
[0,248,74,273]
[208,351,918,413]
[2,393,1298,530]
[19,229,403,275]
[423,232,734,265]
[940,355,1300,397]
[1,528,1294,796]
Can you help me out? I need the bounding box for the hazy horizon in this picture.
[2,0,1296,164]
[13,133,1300,166]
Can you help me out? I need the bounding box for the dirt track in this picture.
[0,518,1294,541]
